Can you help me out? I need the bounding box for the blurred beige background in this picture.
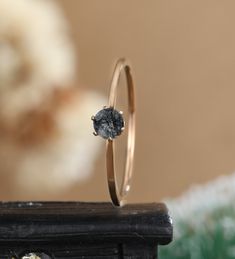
[54,0,235,203]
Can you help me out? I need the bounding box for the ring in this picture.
[91,58,136,206]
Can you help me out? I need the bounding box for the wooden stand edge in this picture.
[0,202,173,259]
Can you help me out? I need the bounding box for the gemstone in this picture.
[93,107,124,139]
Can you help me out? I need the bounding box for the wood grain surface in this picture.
[0,202,172,258]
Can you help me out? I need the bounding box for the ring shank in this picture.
[106,58,136,206]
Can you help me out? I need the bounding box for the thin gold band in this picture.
[106,58,136,206]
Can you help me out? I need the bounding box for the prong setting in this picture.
[91,115,95,120]
[93,132,98,136]
[92,107,124,139]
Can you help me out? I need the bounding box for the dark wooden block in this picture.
[0,202,173,258]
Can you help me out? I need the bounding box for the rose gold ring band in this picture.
[106,58,136,206]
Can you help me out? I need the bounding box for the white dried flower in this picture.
[16,91,105,194]
[164,172,235,238]
[0,0,76,121]
[0,0,105,195]
[22,253,41,259]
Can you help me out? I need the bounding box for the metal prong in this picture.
[103,105,107,109]
[93,132,98,136]
[91,115,95,120]
[121,127,125,131]
[108,137,113,141]
[119,111,123,115]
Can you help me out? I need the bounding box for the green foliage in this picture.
[159,206,235,259]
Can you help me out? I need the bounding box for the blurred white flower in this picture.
[0,0,76,120]
[164,172,235,238]
[16,91,105,194]
[0,0,104,196]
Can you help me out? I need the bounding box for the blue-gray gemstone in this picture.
[93,108,124,139]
